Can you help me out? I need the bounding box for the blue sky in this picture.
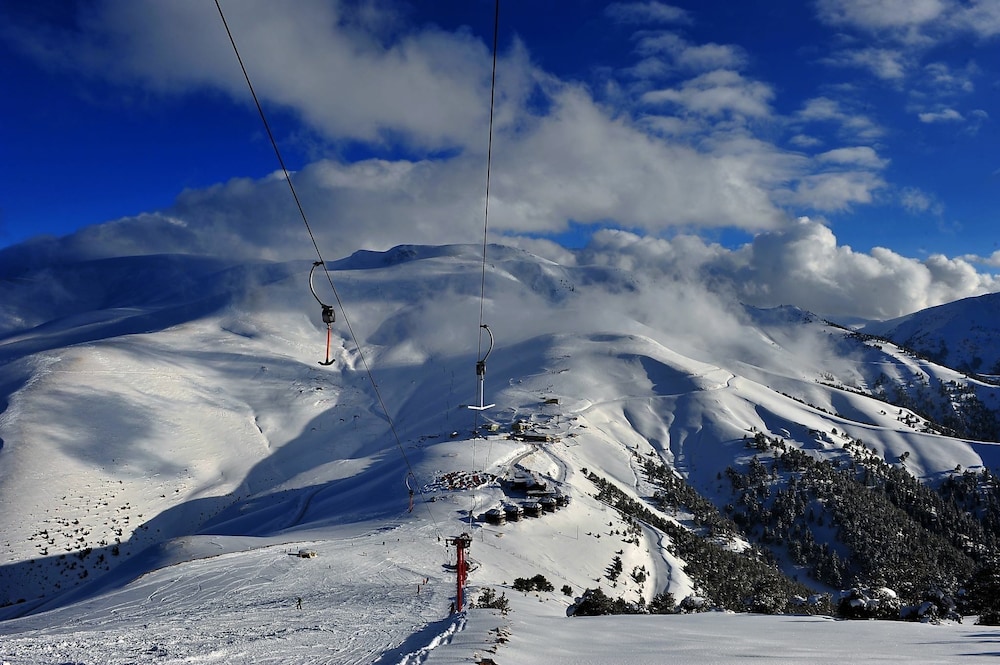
[2,1,999,318]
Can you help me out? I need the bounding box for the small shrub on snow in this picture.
[513,574,554,593]
[977,609,1000,626]
[678,595,709,614]
[570,587,642,616]
[531,574,555,592]
[648,590,676,614]
[512,577,532,592]
[900,601,955,624]
[836,587,901,620]
[475,587,510,614]
[899,588,962,623]
[789,593,833,615]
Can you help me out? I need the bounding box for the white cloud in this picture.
[604,2,691,25]
[7,1,917,237]
[675,42,747,71]
[10,205,999,324]
[574,218,1000,321]
[775,143,889,210]
[962,249,1000,268]
[50,92,802,260]
[824,47,908,80]
[634,32,685,57]
[9,0,989,313]
[815,0,949,34]
[13,0,496,152]
[731,219,1000,320]
[622,55,672,81]
[5,2,901,258]
[918,108,965,123]
[789,134,824,148]
[642,69,774,118]
[905,62,980,122]
[783,171,886,211]
[635,33,747,72]
[639,115,701,136]
[814,0,999,97]
[923,61,976,94]
[899,187,942,214]
[951,0,1000,38]
[816,146,888,169]
[490,86,788,232]
[796,97,884,141]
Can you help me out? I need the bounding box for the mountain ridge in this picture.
[862,291,1000,376]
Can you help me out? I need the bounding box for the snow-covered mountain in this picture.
[2,243,1000,663]
[863,292,1000,376]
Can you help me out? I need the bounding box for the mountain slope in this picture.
[2,244,1000,661]
[863,292,1000,376]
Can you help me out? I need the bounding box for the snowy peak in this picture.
[332,243,553,271]
[862,292,1000,375]
[742,303,819,327]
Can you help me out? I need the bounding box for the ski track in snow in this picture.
[0,528,453,665]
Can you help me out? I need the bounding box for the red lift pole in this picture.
[447,532,472,612]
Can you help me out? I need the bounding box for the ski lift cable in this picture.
[469,0,501,422]
[467,0,500,531]
[477,0,500,339]
[214,0,444,538]
[214,0,326,281]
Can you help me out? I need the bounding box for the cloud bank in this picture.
[3,0,998,322]
[557,219,1000,321]
[815,0,996,126]
[7,0,902,235]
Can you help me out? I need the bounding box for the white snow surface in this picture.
[2,244,1000,663]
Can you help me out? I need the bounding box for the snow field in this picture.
[1,526,453,665]
[429,594,1000,665]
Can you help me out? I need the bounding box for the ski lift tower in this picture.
[446,532,473,612]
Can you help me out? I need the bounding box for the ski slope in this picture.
[3,525,998,664]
